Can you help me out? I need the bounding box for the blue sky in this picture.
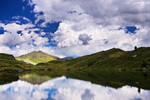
[0,0,149,57]
[0,0,35,23]
[0,0,61,48]
[0,0,60,36]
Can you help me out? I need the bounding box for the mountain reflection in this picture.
[0,76,150,100]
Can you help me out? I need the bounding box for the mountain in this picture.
[36,47,150,89]
[16,51,58,65]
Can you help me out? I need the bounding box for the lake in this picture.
[0,76,150,100]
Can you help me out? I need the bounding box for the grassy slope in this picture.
[0,53,34,84]
[16,51,57,65]
[38,47,150,71]
[0,47,150,89]
[60,47,150,70]
[36,47,150,89]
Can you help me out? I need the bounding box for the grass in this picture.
[0,47,150,89]
[34,47,150,89]
[28,56,56,64]
[109,50,125,58]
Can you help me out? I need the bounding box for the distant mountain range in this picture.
[16,51,58,65]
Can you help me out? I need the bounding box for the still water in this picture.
[0,76,150,100]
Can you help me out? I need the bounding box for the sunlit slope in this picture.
[16,51,58,65]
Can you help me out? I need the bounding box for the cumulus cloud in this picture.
[51,20,150,57]
[0,0,150,57]
[79,34,92,45]
[31,0,150,26]
[0,22,50,56]
[0,76,150,100]
[25,0,150,57]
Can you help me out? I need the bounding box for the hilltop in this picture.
[16,51,58,65]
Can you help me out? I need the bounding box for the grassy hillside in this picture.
[38,47,150,71]
[0,53,15,60]
[0,53,34,84]
[0,53,34,72]
[16,51,57,65]
[35,47,150,89]
[0,47,150,89]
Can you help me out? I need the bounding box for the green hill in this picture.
[0,53,15,60]
[0,47,150,89]
[68,47,150,69]
[38,47,150,71]
[0,53,33,72]
[0,53,33,84]
[35,47,150,89]
[16,51,58,65]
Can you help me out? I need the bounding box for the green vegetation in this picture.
[16,51,57,65]
[0,47,150,90]
[0,53,35,84]
[0,53,15,60]
[35,47,150,89]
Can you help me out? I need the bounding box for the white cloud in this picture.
[31,0,150,26]
[32,0,83,24]
[26,0,150,57]
[1,0,150,57]
[0,76,150,100]
[51,20,149,57]
[0,22,50,57]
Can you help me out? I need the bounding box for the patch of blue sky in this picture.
[0,27,5,34]
[125,26,139,34]
[119,26,139,34]
[0,0,36,24]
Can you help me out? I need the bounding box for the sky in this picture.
[0,0,150,57]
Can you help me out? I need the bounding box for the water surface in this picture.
[0,76,150,100]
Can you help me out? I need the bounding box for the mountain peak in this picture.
[16,51,58,65]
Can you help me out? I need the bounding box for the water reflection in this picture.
[0,76,150,100]
[19,73,51,84]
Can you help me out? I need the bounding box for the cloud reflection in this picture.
[0,76,149,100]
